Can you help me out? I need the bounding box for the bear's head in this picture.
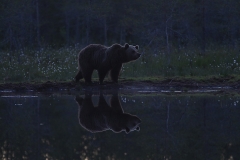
[124,113,141,133]
[122,43,141,62]
[110,113,141,134]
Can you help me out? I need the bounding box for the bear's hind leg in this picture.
[75,70,83,82]
[82,69,94,84]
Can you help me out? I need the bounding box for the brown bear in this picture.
[75,91,141,133]
[75,43,141,84]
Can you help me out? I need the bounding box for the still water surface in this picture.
[0,90,240,159]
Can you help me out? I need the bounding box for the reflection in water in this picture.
[0,92,240,159]
[75,91,141,133]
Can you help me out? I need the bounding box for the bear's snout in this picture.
[135,53,141,59]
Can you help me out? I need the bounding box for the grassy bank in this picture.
[1,47,240,83]
[123,48,240,78]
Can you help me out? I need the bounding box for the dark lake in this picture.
[0,89,240,160]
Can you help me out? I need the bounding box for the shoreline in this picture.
[0,76,240,93]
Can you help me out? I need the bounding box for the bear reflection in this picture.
[75,91,141,133]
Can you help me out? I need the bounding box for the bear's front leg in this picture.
[98,68,109,85]
[110,64,122,83]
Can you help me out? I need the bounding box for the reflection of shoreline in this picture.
[75,91,141,133]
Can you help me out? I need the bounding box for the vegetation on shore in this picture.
[1,46,240,84]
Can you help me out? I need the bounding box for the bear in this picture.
[75,91,141,133]
[75,43,141,84]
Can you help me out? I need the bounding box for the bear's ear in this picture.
[135,45,139,50]
[124,43,129,49]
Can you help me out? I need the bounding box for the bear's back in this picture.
[79,44,108,68]
[79,44,106,57]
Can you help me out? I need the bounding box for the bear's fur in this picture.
[75,91,141,133]
[75,43,141,84]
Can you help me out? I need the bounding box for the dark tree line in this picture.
[0,0,240,52]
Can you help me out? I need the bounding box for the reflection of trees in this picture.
[0,94,240,159]
[119,95,240,159]
[0,96,41,159]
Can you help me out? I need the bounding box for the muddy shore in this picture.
[1,76,240,93]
